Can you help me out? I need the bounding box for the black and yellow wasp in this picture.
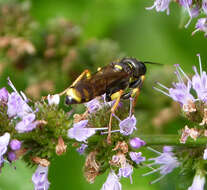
[60,58,151,143]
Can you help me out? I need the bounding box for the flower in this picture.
[68,120,95,142]
[149,148,179,175]
[192,18,207,36]
[32,165,50,190]
[10,139,21,151]
[119,115,137,136]
[143,146,179,184]
[7,92,32,118]
[129,152,146,164]
[68,120,107,142]
[8,151,16,162]
[101,171,122,190]
[47,94,60,105]
[15,113,38,133]
[85,98,102,113]
[118,163,133,179]
[129,137,146,149]
[0,133,10,165]
[7,78,32,118]
[154,63,200,112]
[191,54,207,103]
[203,148,207,160]
[188,172,205,190]
[77,144,88,155]
[202,0,207,15]
[0,87,9,102]
[146,0,171,15]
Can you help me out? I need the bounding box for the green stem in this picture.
[139,135,207,147]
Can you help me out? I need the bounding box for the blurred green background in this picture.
[0,0,206,189]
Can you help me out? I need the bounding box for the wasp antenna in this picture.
[143,61,163,66]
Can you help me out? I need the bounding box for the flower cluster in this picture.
[146,0,207,36]
[67,97,147,188]
[0,78,74,190]
[154,54,207,189]
[154,54,207,143]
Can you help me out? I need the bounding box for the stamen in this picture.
[150,175,165,184]
[192,66,199,75]
[142,168,159,176]
[112,113,121,122]
[197,53,203,76]
[147,147,162,155]
[93,127,108,130]
[156,82,169,90]
[101,130,120,135]
[20,91,28,102]
[184,1,192,28]
[177,65,191,81]
[7,77,18,94]
[145,4,156,10]
[153,87,171,97]
[129,98,133,117]
[192,28,199,35]
[174,71,183,83]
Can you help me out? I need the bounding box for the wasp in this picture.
[59,58,155,143]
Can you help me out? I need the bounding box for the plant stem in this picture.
[139,135,207,147]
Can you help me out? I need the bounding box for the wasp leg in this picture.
[58,69,91,96]
[107,90,124,144]
[132,75,145,111]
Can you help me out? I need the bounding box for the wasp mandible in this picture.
[60,58,154,143]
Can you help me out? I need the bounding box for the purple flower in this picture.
[192,54,207,103]
[119,115,137,136]
[0,87,9,102]
[10,139,21,151]
[15,113,38,133]
[129,152,146,164]
[76,144,88,155]
[85,98,102,113]
[143,147,179,184]
[203,148,207,160]
[202,0,207,15]
[146,0,171,15]
[129,137,146,149]
[8,151,16,162]
[192,18,207,36]
[0,133,10,165]
[101,171,122,190]
[188,172,205,190]
[68,120,107,142]
[118,163,133,178]
[154,64,196,112]
[179,0,192,7]
[32,165,50,190]
[163,146,173,153]
[68,120,95,142]
[7,92,31,118]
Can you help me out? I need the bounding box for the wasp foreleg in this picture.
[131,75,145,110]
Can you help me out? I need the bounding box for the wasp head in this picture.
[121,58,146,78]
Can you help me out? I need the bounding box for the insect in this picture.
[59,58,155,143]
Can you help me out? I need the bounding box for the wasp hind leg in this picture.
[58,69,91,96]
[107,90,124,144]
